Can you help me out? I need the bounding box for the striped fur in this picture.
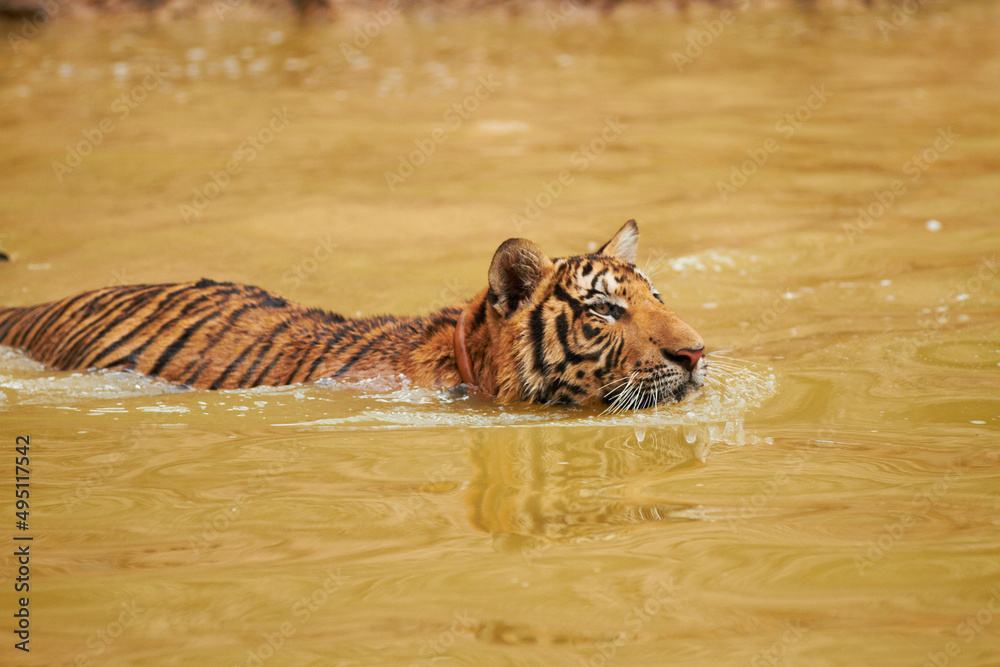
[0,222,706,409]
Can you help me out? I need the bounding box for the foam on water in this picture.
[0,347,185,407]
[644,248,764,278]
[278,359,777,443]
[1,346,776,448]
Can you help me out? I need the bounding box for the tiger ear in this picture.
[598,219,639,264]
[488,238,553,318]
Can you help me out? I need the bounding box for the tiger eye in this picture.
[592,302,611,316]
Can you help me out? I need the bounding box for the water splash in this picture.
[0,345,776,450]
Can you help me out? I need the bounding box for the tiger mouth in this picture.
[601,367,705,412]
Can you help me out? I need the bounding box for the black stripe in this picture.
[333,329,395,377]
[176,299,259,382]
[69,284,205,368]
[51,285,179,365]
[196,302,266,389]
[8,305,47,348]
[187,296,270,389]
[98,285,238,374]
[87,290,219,369]
[0,309,19,340]
[422,315,458,339]
[283,352,309,386]
[0,307,36,346]
[147,310,220,378]
[471,298,488,328]
[235,340,275,387]
[552,285,586,317]
[185,356,214,386]
[252,350,285,387]
[554,312,601,364]
[209,338,261,390]
[19,288,131,352]
[323,315,396,360]
[322,321,369,358]
[301,343,330,382]
[589,267,608,289]
[529,303,549,375]
[544,376,587,398]
[236,320,290,387]
[52,286,175,368]
[173,355,201,382]
[600,338,624,377]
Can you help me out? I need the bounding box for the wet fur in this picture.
[0,222,706,409]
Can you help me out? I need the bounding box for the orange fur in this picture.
[0,222,706,409]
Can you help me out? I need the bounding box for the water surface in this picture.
[1,3,999,665]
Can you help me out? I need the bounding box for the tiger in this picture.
[0,221,705,410]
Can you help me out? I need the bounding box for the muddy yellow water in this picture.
[2,2,1000,665]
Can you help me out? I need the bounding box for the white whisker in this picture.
[599,375,629,392]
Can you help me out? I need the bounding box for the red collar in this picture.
[454,310,477,389]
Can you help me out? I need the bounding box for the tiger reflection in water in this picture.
[465,423,714,554]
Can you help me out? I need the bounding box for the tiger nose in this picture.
[664,346,704,373]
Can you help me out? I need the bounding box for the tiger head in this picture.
[485,220,706,411]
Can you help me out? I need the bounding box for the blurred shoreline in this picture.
[0,0,944,24]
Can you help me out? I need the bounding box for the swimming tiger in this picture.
[0,221,705,410]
